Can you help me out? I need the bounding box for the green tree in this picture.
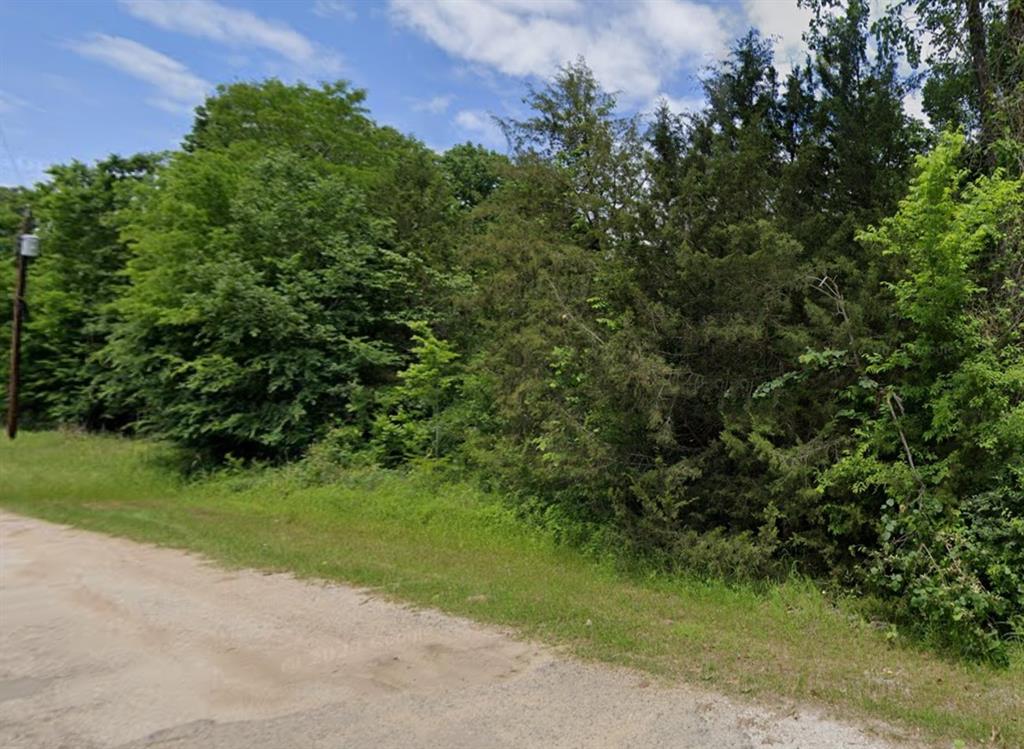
[0,158,158,428]
[103,80,456,459]
[26,155,160,427]
[440,143,507,210]
[369,322,463,464]
[105,147,423,459]
[824,133,1023,659]
[877,0,1022,167]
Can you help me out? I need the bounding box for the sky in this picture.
[0,0,837,187]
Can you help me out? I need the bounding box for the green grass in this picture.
[1,431,1021,747]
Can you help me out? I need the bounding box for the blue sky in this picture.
[0,0,831,187]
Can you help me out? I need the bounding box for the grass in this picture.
[1,431,1021,748]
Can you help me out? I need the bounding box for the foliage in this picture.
[875,0,1023,169]
[368,322,463,465]
[86,80,468,459]
[104,147,422,459]
[7,2,1024,662]
[23,156,160,427]
[439,143,507,209]
[824,133,1024,660]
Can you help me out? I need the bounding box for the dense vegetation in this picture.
[2,0,1022,662]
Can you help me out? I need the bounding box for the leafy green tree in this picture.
[876,0,1022,167]
[500,60,646,252]
[0,186,30,243]
[105,147,426,459]
[21,155,160,427]
[459,58,807,559]
[103,80,457,459]
[785,0,922,259]
[0,159,157,428]
[440,143,507,210]
[710,5,925,570]
[676,32,784,250]
[824,133,1023,659]
[369,322,463,464]
[186,80,378,166]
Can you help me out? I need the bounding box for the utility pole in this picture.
[6,208,36,439]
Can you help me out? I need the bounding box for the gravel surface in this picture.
[0,511,910,748]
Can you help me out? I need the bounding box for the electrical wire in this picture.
[0,119,25,185]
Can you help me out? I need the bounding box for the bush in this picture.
[866,488,1024,662]
[825,134,1024,661]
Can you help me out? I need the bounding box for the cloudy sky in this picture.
[0,0,828,186]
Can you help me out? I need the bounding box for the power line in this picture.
[0,119,25,185]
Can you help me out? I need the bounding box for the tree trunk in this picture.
[966,0,996,158]
[1009,0,1024,152]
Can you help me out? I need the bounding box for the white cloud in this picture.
[651,92,705,116]
[120,0,341,74]
[903,88,929,123]
[390,0,730,102]
[412,94,455,114]
[633,0,726,55]
[486,0,582,14]
[742,0,813,74]
[148,96,200,115]
[312,0,357,21]
[454,109,505,148]
[743,0,917,76]
[70,34,211,113]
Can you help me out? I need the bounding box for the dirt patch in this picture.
[0,512,915,748]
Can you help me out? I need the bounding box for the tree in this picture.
[824,133,1023,659]
[2,156,159,428]
[677,31,784,250]
[499,60,646,253]
[368,322,463,464]
[440,143,507,210]
[786,0,922,259]
[102,81,456,459]
[105,148,420,458]
[877,0,1020,167]
[186,80,375,164]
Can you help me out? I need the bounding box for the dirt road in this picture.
[0,512,908,748]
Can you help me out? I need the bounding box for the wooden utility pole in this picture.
[6,208,34,439]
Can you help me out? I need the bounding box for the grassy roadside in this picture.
[1,431,1020,747]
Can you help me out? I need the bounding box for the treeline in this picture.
[2,0,1022,660]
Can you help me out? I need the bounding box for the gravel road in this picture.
[0,511,909,748]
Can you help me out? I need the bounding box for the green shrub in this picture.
[825,133,1024,661]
